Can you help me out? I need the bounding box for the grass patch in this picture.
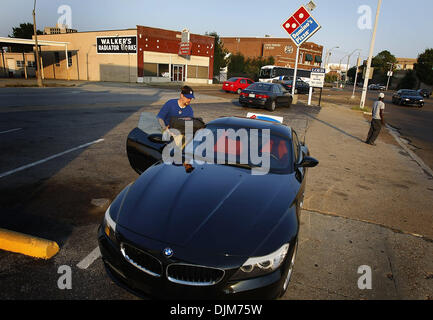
[351,106,371,113]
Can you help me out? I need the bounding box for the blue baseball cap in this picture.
[181,86,195,99]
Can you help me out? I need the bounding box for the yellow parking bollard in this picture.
[0,228,59,259]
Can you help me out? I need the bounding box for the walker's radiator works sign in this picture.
[96,36,137,54]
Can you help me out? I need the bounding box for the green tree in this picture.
[228,53,246,77]
[397,70,417,90]
[205,32,228,78]
[9,22,42,39]
[371,50,397,83]
[8,22,43,52]
[414,48,433,85]
[347,66,362,82]
[228,53,274,80]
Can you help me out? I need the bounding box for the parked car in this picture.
[222,77,255,94]
[239,82,293,111]
[417,89,431,98]
[392,90,424,107]
[368,84,385,90]
[280,79,312,94]
[98,115,319,299]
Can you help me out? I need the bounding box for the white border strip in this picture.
[0,139,104,179]
[0,128,22,135]
[77,247,101,270]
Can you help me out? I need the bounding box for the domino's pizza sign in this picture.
[282,6,321,47]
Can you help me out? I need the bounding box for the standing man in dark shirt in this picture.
[157,85,195,133]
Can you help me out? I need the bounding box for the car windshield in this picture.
[401,90,419,96]
[184,125,293,173]
[246,83,273,92]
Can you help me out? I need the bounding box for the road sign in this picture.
[387,71,393,77]
[282,6,321,47]
[310,67,325,88]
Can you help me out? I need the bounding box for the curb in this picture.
[0,228,59,259]
[385,124,433,178]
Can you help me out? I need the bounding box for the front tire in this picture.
[278,239,298,298]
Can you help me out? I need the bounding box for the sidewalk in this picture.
[283,102,433,299]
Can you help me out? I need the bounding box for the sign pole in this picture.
[319,87,322,106]
[308,86,313,105]
[292,45,300,96]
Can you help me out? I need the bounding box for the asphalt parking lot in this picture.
[1,82,432,300]
[0,83,317,299]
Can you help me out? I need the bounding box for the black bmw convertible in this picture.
[98,113,318,299]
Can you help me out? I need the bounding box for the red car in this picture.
[223,77,255,94]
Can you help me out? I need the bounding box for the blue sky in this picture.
[1,0,432,66]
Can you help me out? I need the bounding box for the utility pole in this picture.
[33,0,43,87]
[360,0,382,109]
[351,51,362,99]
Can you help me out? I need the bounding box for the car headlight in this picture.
[230,243,290,280]
[405,98,410,101]
[103,205,118,244]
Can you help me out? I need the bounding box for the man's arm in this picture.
[158,117,167,131]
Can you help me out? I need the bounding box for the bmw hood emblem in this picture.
[163,248,173,258]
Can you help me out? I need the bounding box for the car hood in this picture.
[116,163,299,256]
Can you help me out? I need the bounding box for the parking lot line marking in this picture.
[0,138,104,179]
[77,246,101,270]
[0,128,22,135]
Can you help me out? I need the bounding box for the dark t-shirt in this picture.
[157,99,194,126]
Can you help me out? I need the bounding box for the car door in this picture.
[126,112,169,174]
[278,84,291,105]
[272,85,283,106]
[239,79,248,90]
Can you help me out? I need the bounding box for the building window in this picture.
[143,63,158,76]
[27,61,36,68]
[305,54,313,62]
[16,61,25,68]
[158,64,169,77]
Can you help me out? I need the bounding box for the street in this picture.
[0,82,433,299]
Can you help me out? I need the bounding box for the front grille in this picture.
[166,263,225,286]
[120,243,162,277]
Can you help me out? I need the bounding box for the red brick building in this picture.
[221,37,323,70]
[137,26,215,83]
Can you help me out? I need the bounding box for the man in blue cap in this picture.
[157,85,195,132]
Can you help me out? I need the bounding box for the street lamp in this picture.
[325,46,339,71]
[32,0,42,87]
[338,55,348,88]
[345,49,361,86]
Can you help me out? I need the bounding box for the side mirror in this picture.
[296,156,319,169]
